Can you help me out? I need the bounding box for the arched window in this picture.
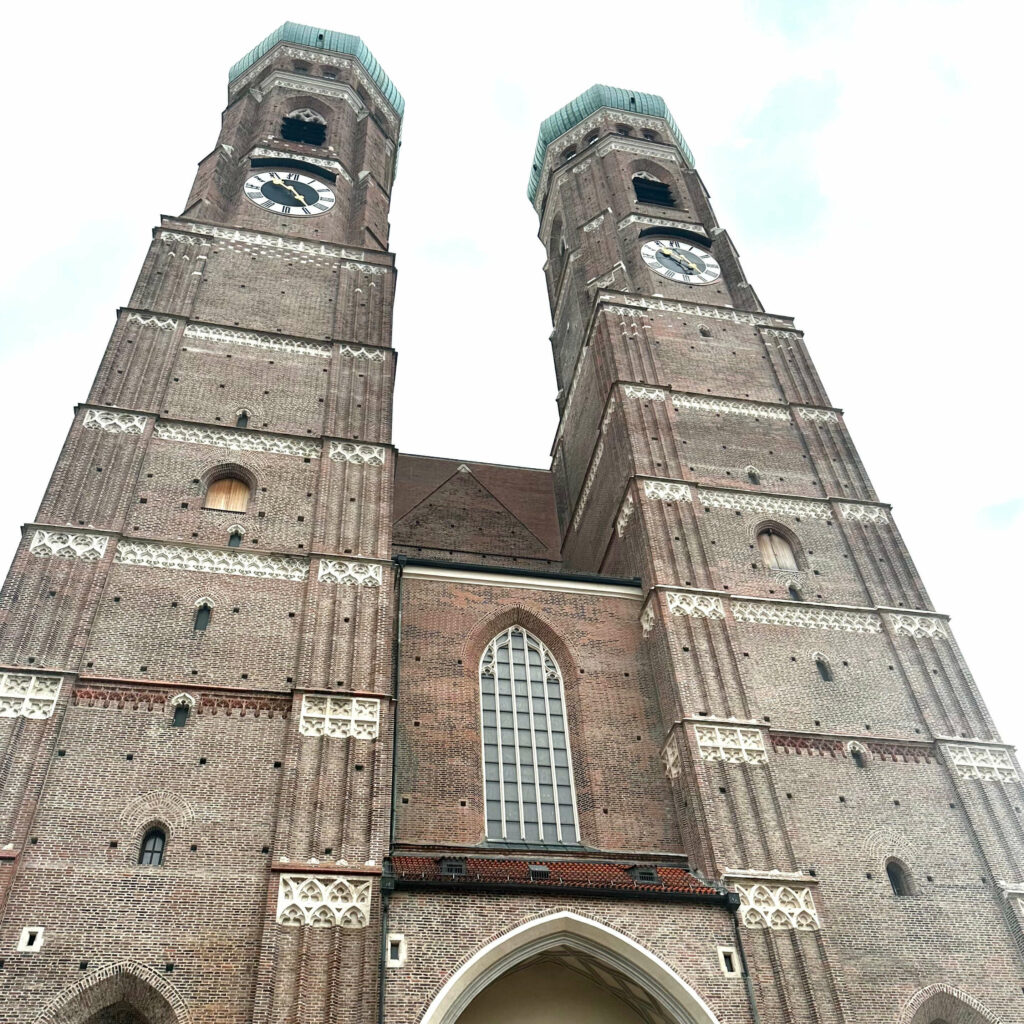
[235,410,250,428]
[204,476,249,513]
[139,827,166,866]
[194,603,212,631]
[480,627,578,844]
[746,466,761,485]
[787,583,803,601]
[815,655,833,682]
[281,108,327,146]
[170,693,194,728]
[757,529,798,571]
[227,529,243,548]
[886,859,912,896]
[633,174,675,207]
[851,747,866,769]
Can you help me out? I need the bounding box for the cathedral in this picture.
[1,21,1022,1024]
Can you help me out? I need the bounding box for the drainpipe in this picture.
[728,893,764,1024]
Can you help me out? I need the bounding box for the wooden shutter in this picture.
[756,531,776,566]
[205,477,249,513]
[769,532,798,571]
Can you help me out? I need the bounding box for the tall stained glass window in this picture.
[480,626,578,843]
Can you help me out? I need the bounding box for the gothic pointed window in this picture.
[281,108,327,146]
[204,476,250,513]
[194,603,212,632]
[172,703,190,727]
[815,656,833,682]
[757,529,798,571]
[480,627,578,844]
[227,529,243,548]
[235,410,250,428]
[886,859,912,896]
[633,174,675,207]
[139,827,166,866]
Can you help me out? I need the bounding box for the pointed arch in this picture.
[418,910,723,1024]
[33,960,192,1024]
[900,983,1005,1024]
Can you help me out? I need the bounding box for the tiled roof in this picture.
[390,855,722,900]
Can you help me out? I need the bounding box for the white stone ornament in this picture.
[838,503,890,524]
[243,170,336,217]
[700,490,826,519]
[887,614,950,640]
[572,440,604,531]
[737,884,820,930]
[0,673,62,720]
[329,442,386,466]
[666,592,726,620]
[183,323,332,359]
[83,409,148,434]
[126,313,178,330]
[644,480,691,502]
[695,725,768,765]
[317,560,383,586]
[661,739,681,779]
[732,600,881,634]
[30,530,108,562]
[623,385,666,402]
[299,694,381,739]
[114,541,309,581]
[946,744,1018,781]
[795,407,840,424]
[672,393,790,422]
[154,422,320,459]
[616,494,634,537]
[640,603,656,638]
[276,874,372,928]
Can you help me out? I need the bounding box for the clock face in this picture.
[243,171,336,216]
[641,238,721,285]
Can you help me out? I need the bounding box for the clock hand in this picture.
[270,176,307,204]
[660,246,699,272]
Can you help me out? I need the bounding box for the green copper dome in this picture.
[528,85,693,202]
[228,22,404,118]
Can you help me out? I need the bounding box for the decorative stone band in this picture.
[114,541,309,582]
[30,530,108,562]
[615,494,634,538]
[794,407,841,424]
[695,725,768,765]
[329,442,386,466]
[339,344,386,361]
[317,560,384,586]
[672,393,791,422]
[944,744,1018,782]
[887,613,950,640]
[622,385,666,402]
[640,602,656,638]
[733,600,882,634]
[0,672,62,720]
[153,422,321,460]
[250,147,350,181]
[125,313,178,330]
[666,592,726,620]
[661,738,681,779]
[83,409,148,435]
[771,733,935,764]
[838,503,890,524]
[735,883,821,931]
[643,480,691,502]
[298,694,380,739]
[617,215,709,237]
[572,439,604,531]
[700,489,829,520]
[599,291,794,330]
[183,323,331,358]
[275,874,372,928]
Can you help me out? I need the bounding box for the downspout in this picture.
[379,555,406,1024]
[728,893,764,1024]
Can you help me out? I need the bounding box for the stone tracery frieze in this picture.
[275,873,372,928]
[795,407,840,424]
[732,600,881,633]
[666,592,726,620]
[114,541,309,581]
[672,393,791,422]
[700,489,828,519]
[945,744,1018,781]
[643,480,691,503]
[572,439,604,531]
[0,672,62,720]
[328,442,386,466]
[299,694,380,739]
[641,603,656,637]
[182,323,332,358]
[695,725,768,765]
[887,614,950,640]
[838,503,890,524]
[736,883,820,930]
[30,530,108,562]
[317,560,383,586]
[661,739,681,779]
[154,422,321,459]
[83,409,148,435]
[623,385,667,402]
[125,313,179,330]
[615,494,634,537]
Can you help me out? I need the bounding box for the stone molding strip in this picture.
[83,409,148,434]
[597,290,795,330]
[182,322,332,358]
[154,422,321,459]
[30,530,108,562]
[114,540,309,582]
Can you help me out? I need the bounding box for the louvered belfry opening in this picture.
[633,177,675,206]
[281,117,326,146]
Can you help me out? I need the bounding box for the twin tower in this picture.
[0,22,1019,1024]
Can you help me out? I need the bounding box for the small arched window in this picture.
[757,529,798,571]
[281,108,327,146]
[886,859,912,896]
[235,410,249,429]
[227,529,243,548]
[480,627,578,844]
[815,656,833,682]
[205,476,250,513]
[746,466,761,485]
[194,603,212,632]
[139,827,166,866]
[850,747,867,769]
[787,583,803,601]
[633,175,675,207]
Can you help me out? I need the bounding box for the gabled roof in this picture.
[528,85,694,202]
[228,22,404,118]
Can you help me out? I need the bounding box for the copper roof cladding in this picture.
[390,856,724,901]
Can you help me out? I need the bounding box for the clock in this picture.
[641,238,721,285]
[242,171,336,216]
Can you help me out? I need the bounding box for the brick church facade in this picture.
[0,21,1021,1024]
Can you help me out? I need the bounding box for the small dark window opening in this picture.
[747,468,761,484]
[629,865,660,884]
[139,828,166,866]
[633,177,676,207]
[236,411,249,428]
[815,658,833,682]
[388,938,402,961]
[788,584,803,601]
[722,950,736,973]
[171,704,190,727]
[228,531,242,548]
[194,604,212,631]
[886,860,911,896]
[528,864,550,881]
[440,858,465,877]
[851,748,866,769]
[281,117,326,146]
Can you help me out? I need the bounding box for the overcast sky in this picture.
[1,0,1020,750]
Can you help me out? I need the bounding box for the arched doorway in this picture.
[901,984,1004,1024]
[420,911,723,1024]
